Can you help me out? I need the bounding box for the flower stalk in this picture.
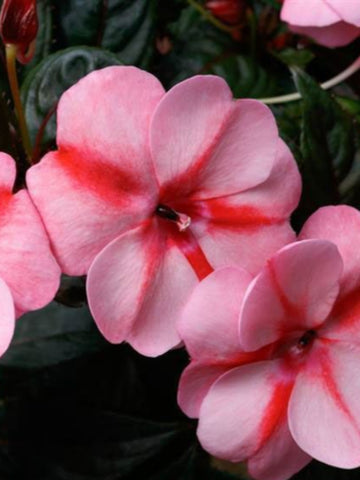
[5,43,33,160]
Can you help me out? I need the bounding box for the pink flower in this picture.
[178,205,360,480]
[0,153,60,356]
[27,66,300,357]
[280,0,360,47]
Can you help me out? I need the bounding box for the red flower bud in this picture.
[206,0,245,25]
[0,0,38,64]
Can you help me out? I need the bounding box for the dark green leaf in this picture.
[54,0,156,67]
[274,48,315,68]
[208,54,278,98]
[21,46,122,146]
[156,6,232,87]
[294,69,357,220]
[0,301,107,368]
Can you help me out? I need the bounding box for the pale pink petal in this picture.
[281,0,340,26]
[27,150,156,275]
[87,222,198,357]
[178,362,230,418]
[57,66,164,191]
[325,0,360,26]
[0,186,60,315]
[198,360,294,462]
[289,341,360,468]
[150,75,233,193]
[299,205,360,297]
[0,277,15,356]
[192,220,296,276]
[178,267,252,362]
[289,22,360,47]
[0,153,16,190]
[239,240,343,352]
[191,100,278,199]
[247,420,311,480]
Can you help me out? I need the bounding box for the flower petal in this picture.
[192,100,278,199]
[87,223,198,357]
[0,277,15,356]
[239,240,343,351]
[247,419,311,480]
[289,341,360,468]
[178,362,230,418]
[281,0,340,26]
[299,205,360,297]
[27,150,155,275]
[150,75,233,193]
[57,66,164,189]
[325,0,360,26]
[198,361,294,462]
[0,152,16,189]
[289,21,360,47]
[178,267,253,362]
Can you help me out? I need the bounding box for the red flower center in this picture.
[155,204,191,232]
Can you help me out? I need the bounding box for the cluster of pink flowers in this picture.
[1,1,360,478]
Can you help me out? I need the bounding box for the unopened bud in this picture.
[206,0,246,25]
[0,0,38,64]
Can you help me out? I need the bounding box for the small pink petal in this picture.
[299,205,360,297]
[178,267,253,362]
[281,0,340,26]
[289,341,360,468]
[57,66,164,192]
[0,277,15,356]
[87,223,198,357]
[27,150,156,275]
[247,419,311,480]
[324,0,360,26]
[192,100,278,199]
[150,75,233,194]
[198,360,294,462]
[178,362,230,418]
[239,240,343,351]
[0,152,16,190]
[289,21,360,47]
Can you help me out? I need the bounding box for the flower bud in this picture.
[206,0,246,25]
[0,0,38,64]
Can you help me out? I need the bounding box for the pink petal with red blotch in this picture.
[87,222,198,357]
[239,240,343,352]
[189,139,300,275]
[0,277,15,357]
[27,150,156,276]
[281,0,340,26]
[192,218,295,276]
[325,0,360,26]
[150,75,233,195]
[289,21,360,47]
[0,154,60,315]
[192,100,277,199]
[198,360,295,463]
[57,66,164,192]
[300,206,360,298]
[178,267,253,362]
[178,362,230,418]
[289,341,360,468]
[247,419,311,480]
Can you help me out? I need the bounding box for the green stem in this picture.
[187,0,236,34]
[5,44,33,162]
[259,55,360,105]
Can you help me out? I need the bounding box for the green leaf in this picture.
[0,301,107,368]
[54,0,156,67]
[157,6,232,87]
[294,69,358,220]
[208,55,278,98]
[21,46,122,146]
[274,48,315,69]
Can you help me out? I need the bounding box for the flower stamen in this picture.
[155,204,191,232]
